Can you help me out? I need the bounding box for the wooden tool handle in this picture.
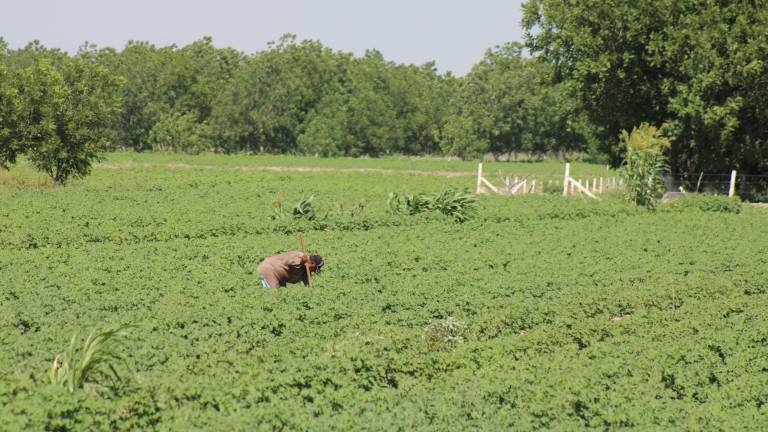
[299,233,313,287]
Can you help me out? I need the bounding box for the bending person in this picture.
[257,251,324,288]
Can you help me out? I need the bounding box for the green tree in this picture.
[299,51,451,157]
[0,63,23,169]
[209,34,344,153]
[14,58,122,183]
[523,0,768,175]
[442,42,589,160]
[147,112,209,154]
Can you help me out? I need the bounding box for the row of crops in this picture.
[1,160,767,430]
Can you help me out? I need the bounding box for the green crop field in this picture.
[1,154,767,431]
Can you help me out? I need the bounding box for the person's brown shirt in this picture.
[257,251,308,287]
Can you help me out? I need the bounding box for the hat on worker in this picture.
[310,255,324,273]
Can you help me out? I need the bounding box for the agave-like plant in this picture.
[429,189,477,222]
[292,194,316,221]
[50,325,134,394]
[388,189,477,222]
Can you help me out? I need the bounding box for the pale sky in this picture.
[1,0,526,75]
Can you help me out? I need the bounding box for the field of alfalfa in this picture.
[1,153,767,431]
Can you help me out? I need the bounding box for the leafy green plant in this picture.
[388,192,431,215]
[292,194,316,221]
[50,325,134,394]
[388,189,477,222]
[620,123,670,209]
[662,194,742,214]
[429,189,477,222]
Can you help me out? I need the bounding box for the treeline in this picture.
[2,0,768,183]
[0,34,591,177]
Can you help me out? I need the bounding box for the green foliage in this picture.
[1,154,767,429]
[428,189,478,222]
[441,42,593,159]
[209,35,343,154]
[662,194,742,214]
[50,325,134,394]
[100,37,241,151]
[388,189,476,222]
[523,0,768,176]
[620,124,670,209]
[10,58,123,183]
[147,112,210,154]
[298,52,450,157]
[387,191,432,215]
[292,194,317,221]
[271,193,286,220]
[0,63,23,169]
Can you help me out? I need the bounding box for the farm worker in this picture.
[257,252,324,288]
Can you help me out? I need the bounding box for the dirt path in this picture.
[95,162,475,177]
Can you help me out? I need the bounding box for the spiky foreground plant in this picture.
[50,325,133,394]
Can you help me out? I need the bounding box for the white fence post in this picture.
[562,163,571,196]
[476,163,483,194]
[729,170,737,197]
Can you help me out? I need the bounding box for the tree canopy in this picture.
[2,6,768,184]
[523,0,768,175]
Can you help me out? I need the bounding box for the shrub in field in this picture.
[292,194,317,221]
[429,189,477,222]
[387,191,431,215]
[50,325,134,394]
[620,123,671,209]
[388,189,476,222]
[663,194,742,214]
[422,317,467,352]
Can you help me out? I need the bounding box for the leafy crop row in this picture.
[1,160,766,430]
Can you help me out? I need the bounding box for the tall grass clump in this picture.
[620,123,670,209]
[388,189,476,222]
[429,190,477,222]
[50,325,134,394]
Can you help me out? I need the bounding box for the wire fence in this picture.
[478,163,768,201]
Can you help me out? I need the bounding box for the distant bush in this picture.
[388,189,477,222]
[662,195,742,214]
